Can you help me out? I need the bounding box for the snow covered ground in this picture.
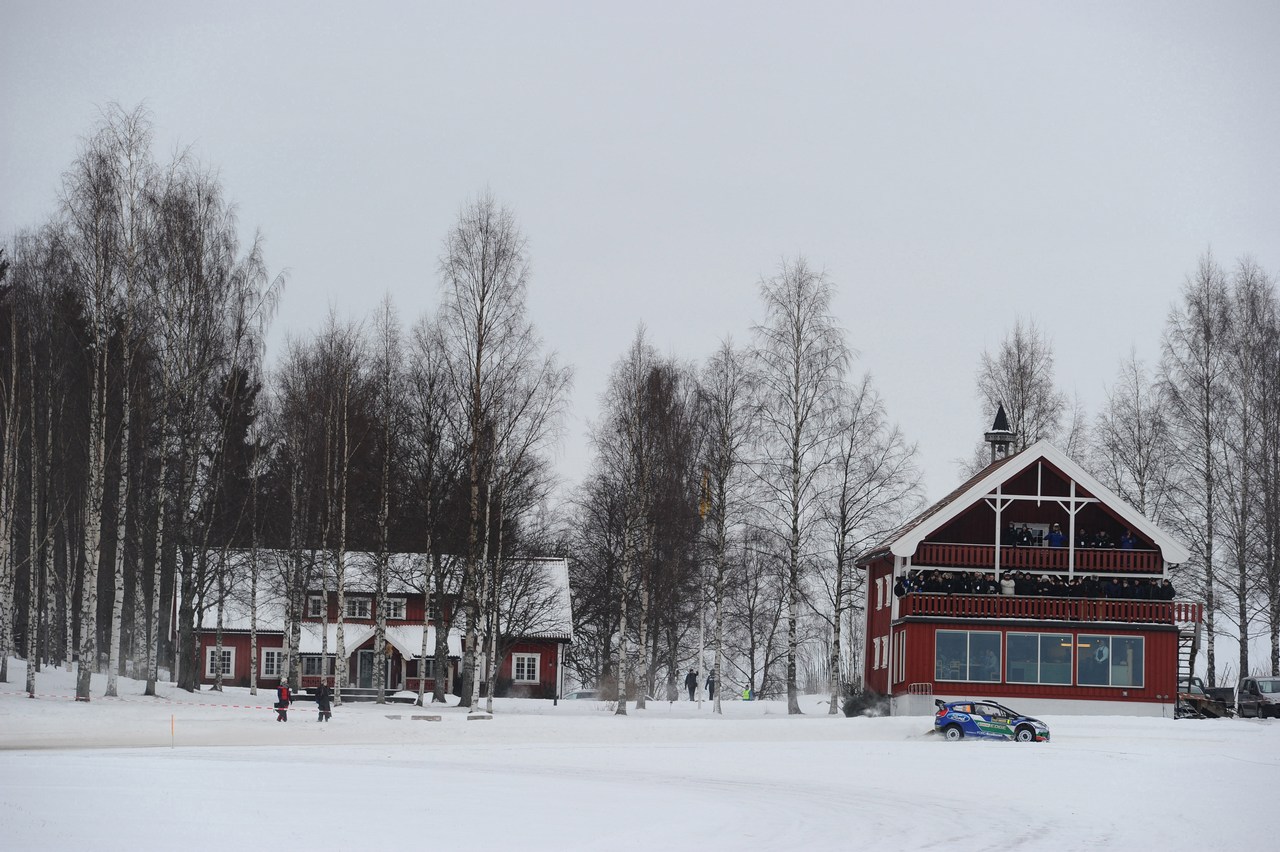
[1,660,1275,851]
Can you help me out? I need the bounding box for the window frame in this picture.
[934,629,1002,683]
[261,648,285,680]
[381,597,407,620]
[1077,634,1145,688]
[1005,632,1073,686]
[205,646,234,678]
[307,596,325,618]
[512,653,541,684]
[345,596,372,619]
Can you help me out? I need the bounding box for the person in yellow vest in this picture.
[742,685,753,701]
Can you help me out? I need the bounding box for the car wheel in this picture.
[943,724,964,741]
[1015,726,1035,743]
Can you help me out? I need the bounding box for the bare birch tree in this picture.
[976,317,1068,453]
[752,257,849,714]
[1161,253,1232,686]
[820,375,920,713]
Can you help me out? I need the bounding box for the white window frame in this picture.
[205,646,235,678]
[301,655,334,677]
[934,629,1002,683]
[262,648,284,679]
[512,653,541,684]
[875,576,885,610]
[381,597,407,620]
[307,596,325,618]
[345,597,372,619]
[872,636,882,670]
[415,657,436,680]
[1076,634,1145,688]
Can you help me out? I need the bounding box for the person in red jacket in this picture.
[275,684,291,722]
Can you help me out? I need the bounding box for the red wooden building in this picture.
[194,552,573,700]
[858,423,1201,717]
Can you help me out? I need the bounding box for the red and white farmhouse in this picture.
[193,551,573,699]
[858,423,1201,716]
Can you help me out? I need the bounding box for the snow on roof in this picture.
[199,550,574,643]
[516,557,574,641]
[383,624,463,659]
[299,622,375,655]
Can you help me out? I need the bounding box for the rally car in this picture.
[933,699,1050,742]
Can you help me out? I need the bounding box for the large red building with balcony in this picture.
[858,425,1200,717]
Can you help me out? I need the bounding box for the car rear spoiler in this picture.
[935,699,946,709]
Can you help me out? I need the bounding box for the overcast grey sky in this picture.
[4,1,1279,502]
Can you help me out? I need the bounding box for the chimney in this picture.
[984,403,1015,464]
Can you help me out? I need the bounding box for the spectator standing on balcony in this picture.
[1003,522,1018,547]
[1120,530,1136,549]
[1095,530,1112,548]
[1017,524,1034,546]
[893,575,908,598]
[1047,524,1066,547]
[1076,528,1091,549]
[1000,574,1015,596]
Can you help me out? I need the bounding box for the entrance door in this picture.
[357,650,374,688]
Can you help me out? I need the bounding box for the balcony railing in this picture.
[898,593,1202,624]
[913,542,1163,574]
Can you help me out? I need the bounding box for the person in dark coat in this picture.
[316,682,332,722]
[706,672,717,701]
[684,669,698,701]
[275,683,291,722]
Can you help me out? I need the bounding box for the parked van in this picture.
[1235,677,1280,718]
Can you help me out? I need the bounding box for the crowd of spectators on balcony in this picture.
[893,569,1176,600]
[1001,522,1141,550]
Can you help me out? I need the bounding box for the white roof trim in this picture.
[889,439,1191,564]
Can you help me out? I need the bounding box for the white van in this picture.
[1235,677,1280,718]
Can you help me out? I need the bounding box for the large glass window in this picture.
[1077,634,1144,687]
[935,630,1000,682]
[1006,633,1072,685]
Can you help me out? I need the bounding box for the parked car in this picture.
[933,699,1050,742]
[1236,677,1280,718]
[562,689,601,700]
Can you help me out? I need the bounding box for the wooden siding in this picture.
[913,542,1163,573]
[864,558,894,694]
[899,593,1201,624]
[895,621,1179,703]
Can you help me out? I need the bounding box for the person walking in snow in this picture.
[706,672,717,702]
[685,669,698,701]
[316,682,332,722]
[275,683,291,722]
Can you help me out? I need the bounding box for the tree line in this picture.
[2,106,1276,714]
[0,105,569,708]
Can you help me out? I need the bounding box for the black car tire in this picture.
[943,724,964,741]
[1015,726,1035,743]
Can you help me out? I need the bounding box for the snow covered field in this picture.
[1,660,1275,851]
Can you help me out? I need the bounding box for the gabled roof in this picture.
[861,439,1191,565]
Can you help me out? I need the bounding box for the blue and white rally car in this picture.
[933,699,1050,742]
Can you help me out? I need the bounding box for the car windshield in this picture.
[1257,679,1280,694]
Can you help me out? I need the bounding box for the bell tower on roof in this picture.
[984,403,1016,464]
